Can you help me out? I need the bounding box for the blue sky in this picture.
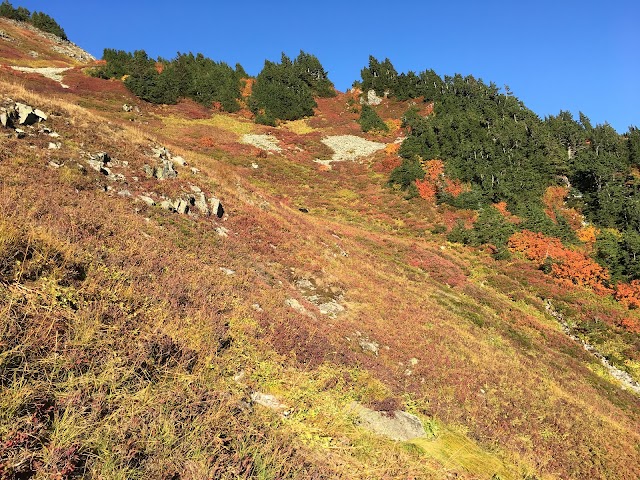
[16,1,639,132]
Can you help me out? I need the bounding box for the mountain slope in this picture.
[1,20,639,480]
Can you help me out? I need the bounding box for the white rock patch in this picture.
[10,66,72,88]
[320,135,385,162]
[242,134,281,152]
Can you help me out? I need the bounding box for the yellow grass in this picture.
[161,113,254,136]
[281,118,316,135]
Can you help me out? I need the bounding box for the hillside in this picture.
[1,16,640,480]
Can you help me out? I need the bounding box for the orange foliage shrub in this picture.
[543,186,569,220]
[199,136,216,148]
[415,160,444,201]
[620,317,640,333]
[374,155,402,174]
[424,159,444,179]
[577,225,599,244]
[241,78,254,98]
[493,202,520,224]
[494,201,510,217]
[508,230,610,291]
[385,119,402,133]
[415,178,437,201]
[384,143,400,155]
[443,179,468,197]
[615,281,640,309]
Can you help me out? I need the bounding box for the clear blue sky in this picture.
[17,0,639,132]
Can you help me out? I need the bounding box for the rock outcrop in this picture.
[1,101,47,128]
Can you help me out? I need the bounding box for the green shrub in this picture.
[359,104,388,133]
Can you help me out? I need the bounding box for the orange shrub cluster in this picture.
[199,136,216,148]
[543,186,569,220]
[384,142,400,155]
[415,159,468,201]
[241,78,254,98]
[620,317,640,333]
[415,178,437,201]
[508,230,611,292]
[614,281,640,309]
[493,201,520,223]
[415,159,444,201]
[576,225,599,245]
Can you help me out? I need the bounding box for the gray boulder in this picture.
[144,160,177,180]
[0,111,9,128]
[173,198,190,214]
[350,402,426,441]
[15,102,47,125]
[209,197,224,218]
[192,191,209,215]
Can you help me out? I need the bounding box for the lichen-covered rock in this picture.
[350,402,426,441]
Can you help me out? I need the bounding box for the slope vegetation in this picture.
[1,23,639,480]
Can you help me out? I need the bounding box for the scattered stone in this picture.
[251,163,259,169]
[285,298,315,319]
[251,303,263,312]
[241,134,282,152]
[190,167,200,175]
[349,402,426,441]
[316,299,345,317]
[355,332,379,356]
[28,50,38,58]
[49,131,60,138]
[172,155,187,166]
[48,142,61,150]
[159,200,175,212]
[250,392,289,412]
[363,89,384,106]
[219,267,235,276]
[192,191,209,215]
[233,370,246,384]
[174,198,190,214]
[144,159,177,180]
[117,189,132,197]
[96,152,110,164]
[320,135,386,163]
[189,185,201,193]
[48,160,62,168]
[0,29,13,42]
[14,128,25,139]
[5,102,47,126]
[215,226,229,237]
[209,197,224,218]
[138,195,156,206]
[123,104,134,112]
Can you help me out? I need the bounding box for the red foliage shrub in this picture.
[373,155,402,174]
[408,246,467,287]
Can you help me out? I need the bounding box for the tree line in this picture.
[0,1,67,40]
[94,49,336,122]
[357,55,639,286]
